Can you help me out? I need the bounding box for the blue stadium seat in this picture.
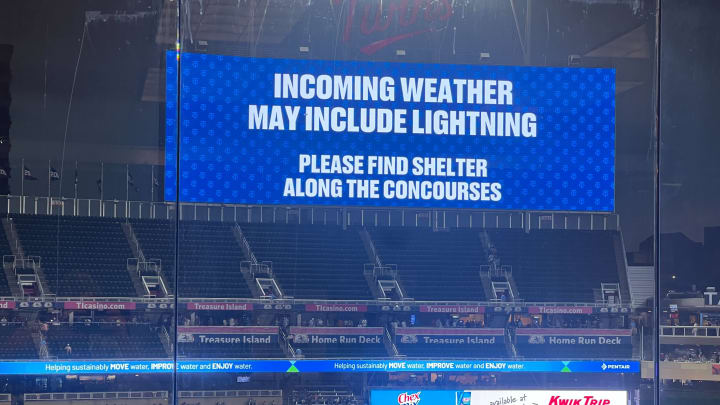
[129,219,176,295]
[12,215,136,297]
[369,228,487,301]
[46,323,167,359]
[0,225,13,297]
[131,219,252,298]
[0,324,38,359]
[489,229,622,302]
[240,223,372,300]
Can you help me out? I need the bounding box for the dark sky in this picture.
[659,0,720,243]
[6,0,718,251]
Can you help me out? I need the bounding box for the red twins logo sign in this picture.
[397,392,421,405]
[333,0,453,55]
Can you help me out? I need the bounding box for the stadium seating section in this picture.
[132,219,252,298]
[369,228,487,301]
[0,324,38,359]
[46,323,167,359]
[489,229,621,302]
[178,221,252,298]
[1,215,625,303]
[240,223,372,300]
[0,224,13,296]
[12,215,136,297]
[0,214,636,361]
[129,219,176,294]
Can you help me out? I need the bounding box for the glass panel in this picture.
[0,0,177,401]
[175,0,657,402]
[0,0,662,402]
[658,0,720,402]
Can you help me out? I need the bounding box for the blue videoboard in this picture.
[166,52,615,211]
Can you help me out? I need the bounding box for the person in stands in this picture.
[64,343,72,358]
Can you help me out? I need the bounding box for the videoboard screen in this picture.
[371,390,628,405]
[166,52,615,211]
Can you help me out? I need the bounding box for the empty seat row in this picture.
[132,219,252,298]
[370,228,488,301]
[46,323,167,359]
[4,215,624,303]
[489,229,621,302]
[12,215,136,297]
[0,325,38,359]
[240,223,373,300]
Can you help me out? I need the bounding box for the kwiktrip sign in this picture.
[370,390,628,405]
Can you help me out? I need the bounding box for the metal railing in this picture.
[3,254,46,297]
[160,325,173,356]
[480,264,513,278]
[3,255,41,273]
[124,223,146,262]
[178,390,282,398]
[38,344,49,360]
[363,264,398,279]
[5,219,23,255]
[0,195,620,231]
[128,258,162,276]
[234,223,257,264]
[241,261,273,277]
[279,328,296,358]
[384,328,399,356]
[660,325,720,337]
[25,392,168,401]
[0,294,634,312]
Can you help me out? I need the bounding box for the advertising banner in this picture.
[63,301,137,311]
[419,305,485,314]
[395,328,504,346]
[0,359,639,375]
[177,326,279,345]
[527,306,594,315]
[370,390,628,405]
[185,302,254,311]
[0,301,15,309]
[289,327,384,345]
[166,53,615,211]
[515,329,632,346]
[305,304,368,312]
